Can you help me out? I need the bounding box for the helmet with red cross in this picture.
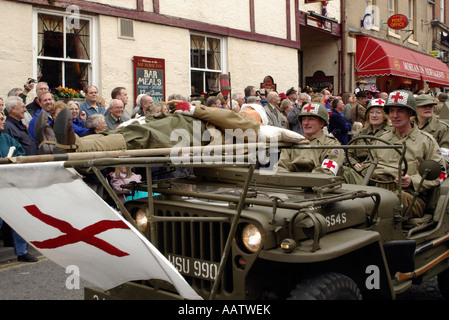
[384,90,417,115]
[365,98,386,115]
[298,102,329,125]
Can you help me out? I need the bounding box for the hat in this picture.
[439,93,448,102]
[356,91,367,98]
[384,90,417,115]
[365,98,385,116]
[369,86,379,93]
[357,79,368,85]
[415,94,437,107]
[298,102,329,125]
[279,93,287,101]
[286,87,297,96]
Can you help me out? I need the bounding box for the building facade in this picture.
[343,0,449,94]
[1,0,346,112]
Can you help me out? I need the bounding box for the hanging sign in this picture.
[133,56,165,102]
[387,14,409,30]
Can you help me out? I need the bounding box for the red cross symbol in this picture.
[24,205,130,257]
[323,160,336,169]
[390,92,404,103]
[374,99,385,105]
[303,104,316,113]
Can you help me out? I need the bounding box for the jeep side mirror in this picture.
[418,160,442,181]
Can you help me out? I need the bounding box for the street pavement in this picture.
[0,243,89,300]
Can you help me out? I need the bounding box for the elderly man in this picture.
[263,91,286,128]
[414,94,449,149]
[80,85,105,119]
[105,99,128,130]
[287,92,311,135]
[364,91,445,218]
[3,96,37,155]
[286,87,298,108]
[111,87,131,120]
[277,102,342,175]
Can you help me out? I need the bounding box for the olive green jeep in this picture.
[84,142,449,300]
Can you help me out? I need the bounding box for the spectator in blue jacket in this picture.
[329,98,352,145]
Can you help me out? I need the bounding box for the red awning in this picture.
[356,36,449,87]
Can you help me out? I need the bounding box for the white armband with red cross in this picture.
[321,159,339,176]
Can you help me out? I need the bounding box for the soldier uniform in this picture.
[346,98,391,166]
[414,94,449,149]
[369,91,446,218]
[72,103,262,152]
[277,102,343,175]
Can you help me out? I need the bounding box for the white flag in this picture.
[0,162,201,300]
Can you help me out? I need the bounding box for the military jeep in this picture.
[83,142,449,300]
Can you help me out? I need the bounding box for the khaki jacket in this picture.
[346,124,391,166]
[368,125,445,194]
[277,131,343,175]
[415,116,449,149]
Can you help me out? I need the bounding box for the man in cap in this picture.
[435,92,449,119]
[276,102,343,175]
[363,90,445,218]
[286,87,298,108]
[352,91,367,126]
[414,94,449,149]
[354,79,368,95]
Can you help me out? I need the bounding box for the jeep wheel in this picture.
[288,272,362,300]
[437,269,449,299]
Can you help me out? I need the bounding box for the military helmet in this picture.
[384,90,417,115]
[298,102,329,125]
[365,98,386,116]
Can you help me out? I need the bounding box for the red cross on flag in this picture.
[0,162,201,300]
[321,159,339,176]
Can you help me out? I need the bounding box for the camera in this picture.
[27,78,36,84]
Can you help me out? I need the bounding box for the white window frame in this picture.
[365,0,380,31]
[32,8,99,89]
[189,32,227,94]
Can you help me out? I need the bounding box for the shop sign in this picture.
[306,15,332,32]
[387,14,409,30]
[260,76,277,93]
[133,56,165,102]
[305,71,333,92]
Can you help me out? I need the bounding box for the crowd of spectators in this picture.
[2,77,449,262]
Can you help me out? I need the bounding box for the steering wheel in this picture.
[345,135,408,185]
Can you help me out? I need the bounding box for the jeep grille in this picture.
[153,208,233,296]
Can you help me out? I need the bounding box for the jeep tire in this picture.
[288,272,362,300]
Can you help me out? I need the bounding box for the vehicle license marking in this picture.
[167,254,219,281]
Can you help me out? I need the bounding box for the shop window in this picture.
[190,34,223,95]
[37,12,92,91]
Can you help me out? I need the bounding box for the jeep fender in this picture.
[258,229,395,299]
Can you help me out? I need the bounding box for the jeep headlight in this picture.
[135,209,148,232]
[242,224,262,253]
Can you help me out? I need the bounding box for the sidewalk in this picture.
[0,242,39,264]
